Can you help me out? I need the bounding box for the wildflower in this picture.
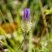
[23,8,30,21]
[21,8,32,32]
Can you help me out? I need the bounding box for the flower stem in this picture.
[28,30,32,52]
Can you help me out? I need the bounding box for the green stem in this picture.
[28,30,32,52]
[0,10,6,24]
[2,38,15,52]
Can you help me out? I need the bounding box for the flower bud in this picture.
[23,8,30,21]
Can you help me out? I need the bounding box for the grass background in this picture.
[0,0,52,52]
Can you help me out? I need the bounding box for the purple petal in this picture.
[23,8,30,21]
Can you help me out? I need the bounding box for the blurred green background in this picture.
[0,0,52,52]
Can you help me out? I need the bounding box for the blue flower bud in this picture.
[23,8,30,21]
